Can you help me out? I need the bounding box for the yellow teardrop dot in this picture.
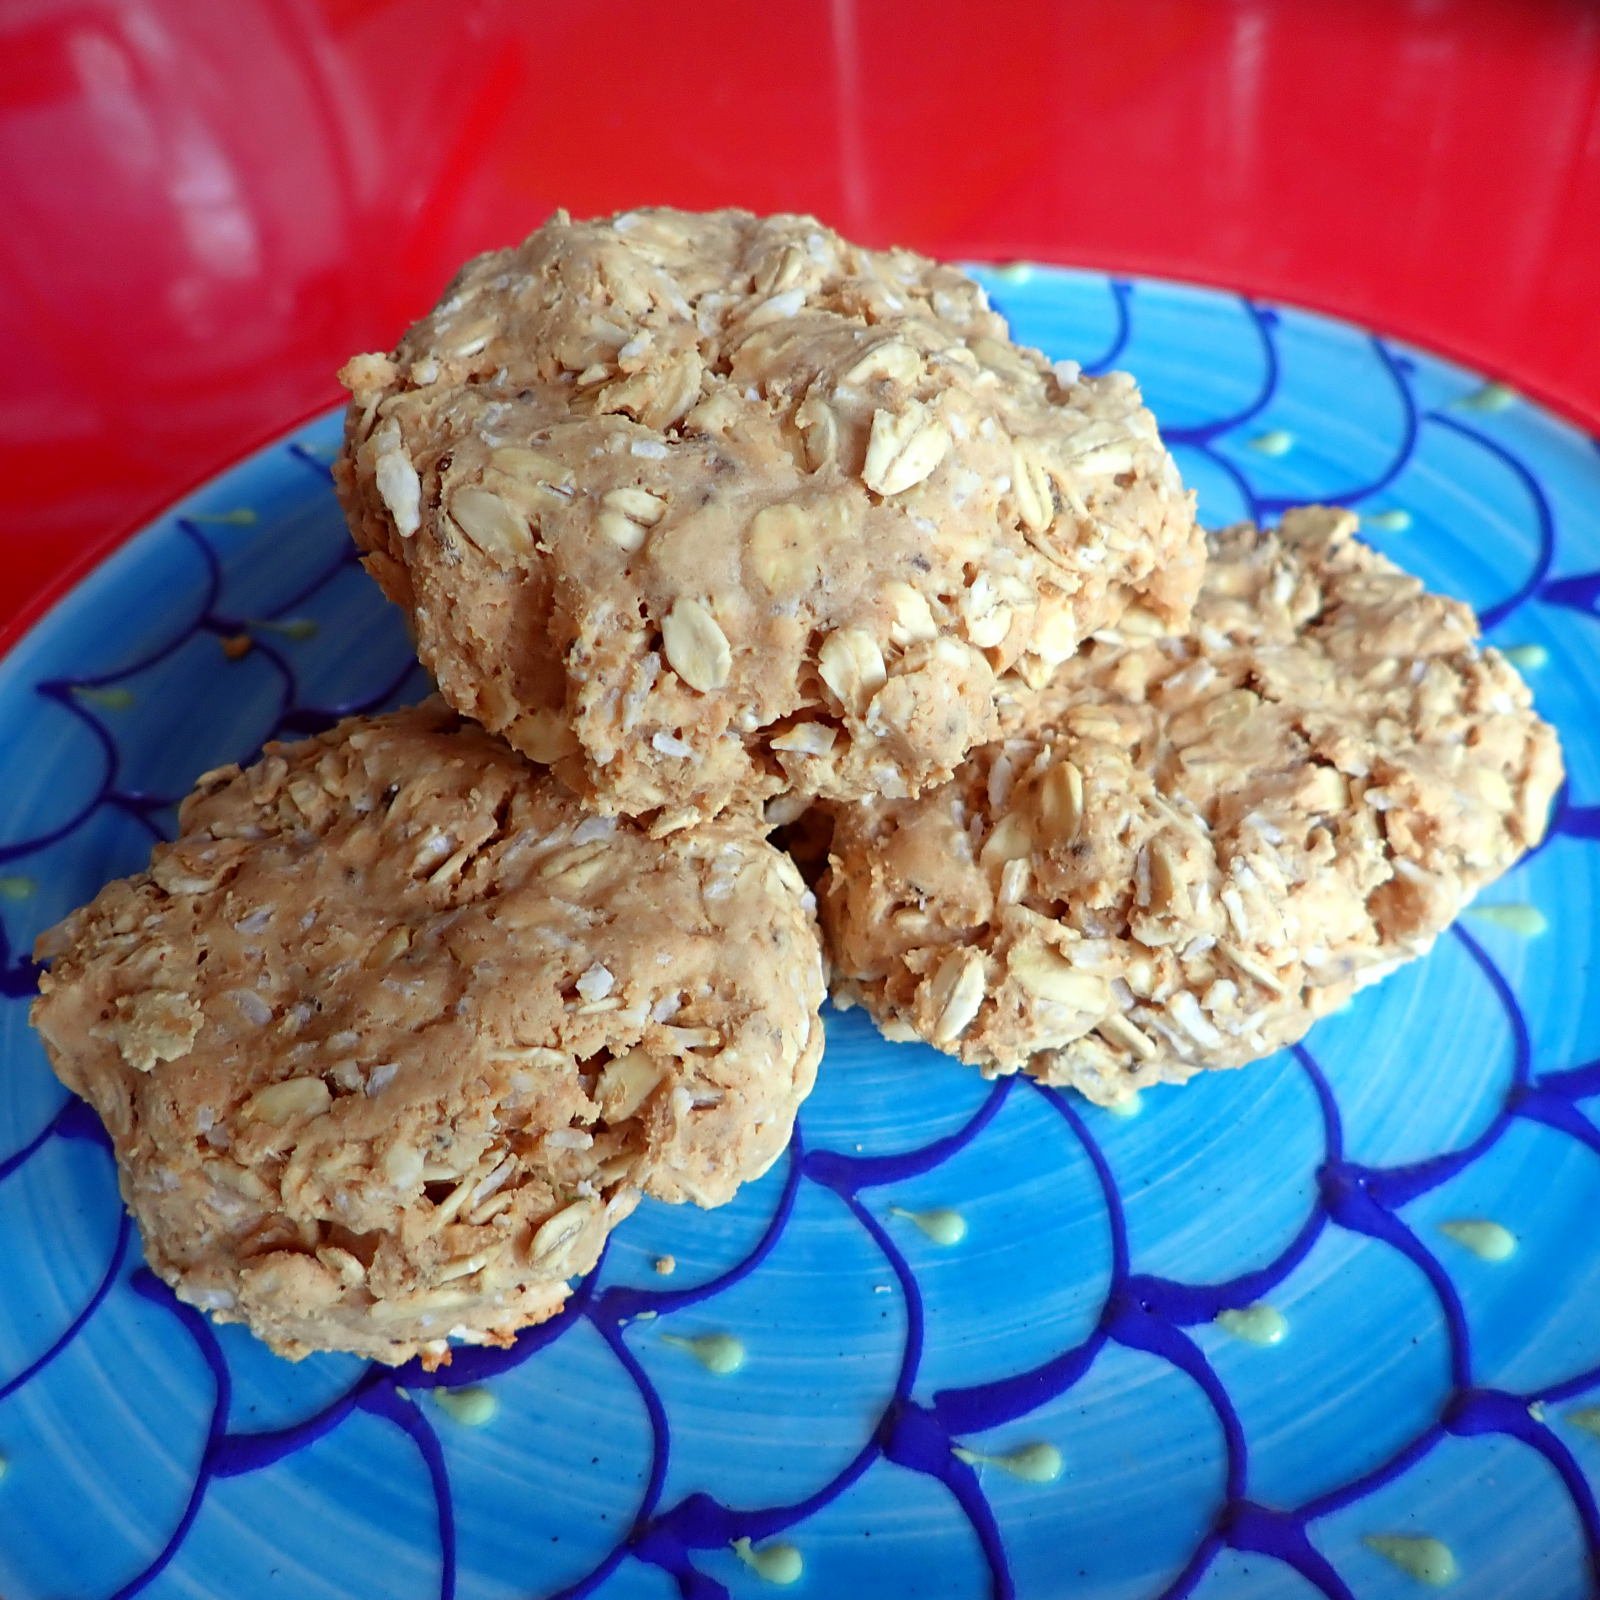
[431,1385,498,1426]
[1438,1219,1517,1262]
[1246,429,1294,456]
[1215,1304,1288,1346]
[661,1331,745,1375]
[1363,508,1412,533]
[888,1205,968,1245]
[732,1537,803,1585]
[72,685,135,710]
[953,1440,1063,1483]
[1363,1533,1458,1587]
[1465,903,1547,938]
[1459,380,1516,413]
[1501,643,1547,672]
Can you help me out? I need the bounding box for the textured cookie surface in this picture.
[821,508,1563,1104]
[336,207,1199,830]
[32,702,825,1365]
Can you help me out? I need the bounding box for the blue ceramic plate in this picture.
[3,269,1599,1600]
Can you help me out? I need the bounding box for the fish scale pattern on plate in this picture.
[3,269,1600,1600]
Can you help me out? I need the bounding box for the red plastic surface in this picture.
[3,0,1598,643]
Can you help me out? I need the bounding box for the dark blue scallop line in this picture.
[210,1370,384,1476]
[476,1272,653,1600]
[1317,1172,1472,1392]
[930,1079,1130,1433]
[176,521,226,619]
[613,1163,911,1553]
[628,1532,727,1600]
[1535,1054,1600,1099]
[356,1384,458,1600]
[1255,337,1420,515]
[106,785,188,814]
[1125,1200,1328,1324]
[839,1185,925,1398]
[0,1211,129,1402]
[595,1133,803,1324]
[194,620,297,752]
[1519,1428,1600,1583]
[51,520,221,690]
[732,1434,883,1543]
[1510,1088,1600,1158]
[1161,301,1281,446]
[801,1078,1012,1192]
[1126,1048,1341,1327]
[1532,1362,1600,1406]
[104,792,173,844]
[0,684,120,863]
[1295,1046,1346,1163]
[1347,1106,1518,1211]
[1148,1531,1222,1600]
[110,1271,233,1600]
[1079,278,1134,376]
[287,442,337,482]
[584,1323,719,1600]
[1542,569,1600,626]
[1176,440,1264,524]
[50,1095,111,1148]
[259,544,363,620]
[612,1176,915,1573]
[540,1531,632,1600]
[1031,1083,1130,1280]
[1452,923,1534,1088]
[616,1158,925,1567]
[644,1420,885,1554]
[988,274,1132,381]
[942,1458,1018,1600]
[933,1329,1107,1438]
[1555,797,1600,843]
[277,655,429,737]
[592,1307,674,1534]
[1445,1388,1600,1576]
[1294,1422,1447,1522]
[0,1093,73,1184]
[3,523,221,860]
[1222,1503,1357,1600]
[1106,1301,1248,1504]
[878,1398,1017,1600]
[0,937,43,999]
[1423,411,1558,631]
[1347,925,1529,1207]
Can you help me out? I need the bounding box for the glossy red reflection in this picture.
[2,0,1597,642]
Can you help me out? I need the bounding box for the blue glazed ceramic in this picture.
[2,269,1599,1600]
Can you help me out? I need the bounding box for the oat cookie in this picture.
[820,508,1563,1104]
[32,701,825,1365]
[337,207,1199,830]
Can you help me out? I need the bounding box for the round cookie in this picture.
[820,507,1563,1105]
[336,207,1200,831]
[32,701,825,1366]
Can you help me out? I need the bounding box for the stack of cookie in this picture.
[32,210,1561,1367]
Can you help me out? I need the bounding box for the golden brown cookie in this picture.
[820,508,1563,1105]
[32,701,825,1366]
[336,207,1199,831]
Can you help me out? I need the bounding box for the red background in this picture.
[3,0,1597,644]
